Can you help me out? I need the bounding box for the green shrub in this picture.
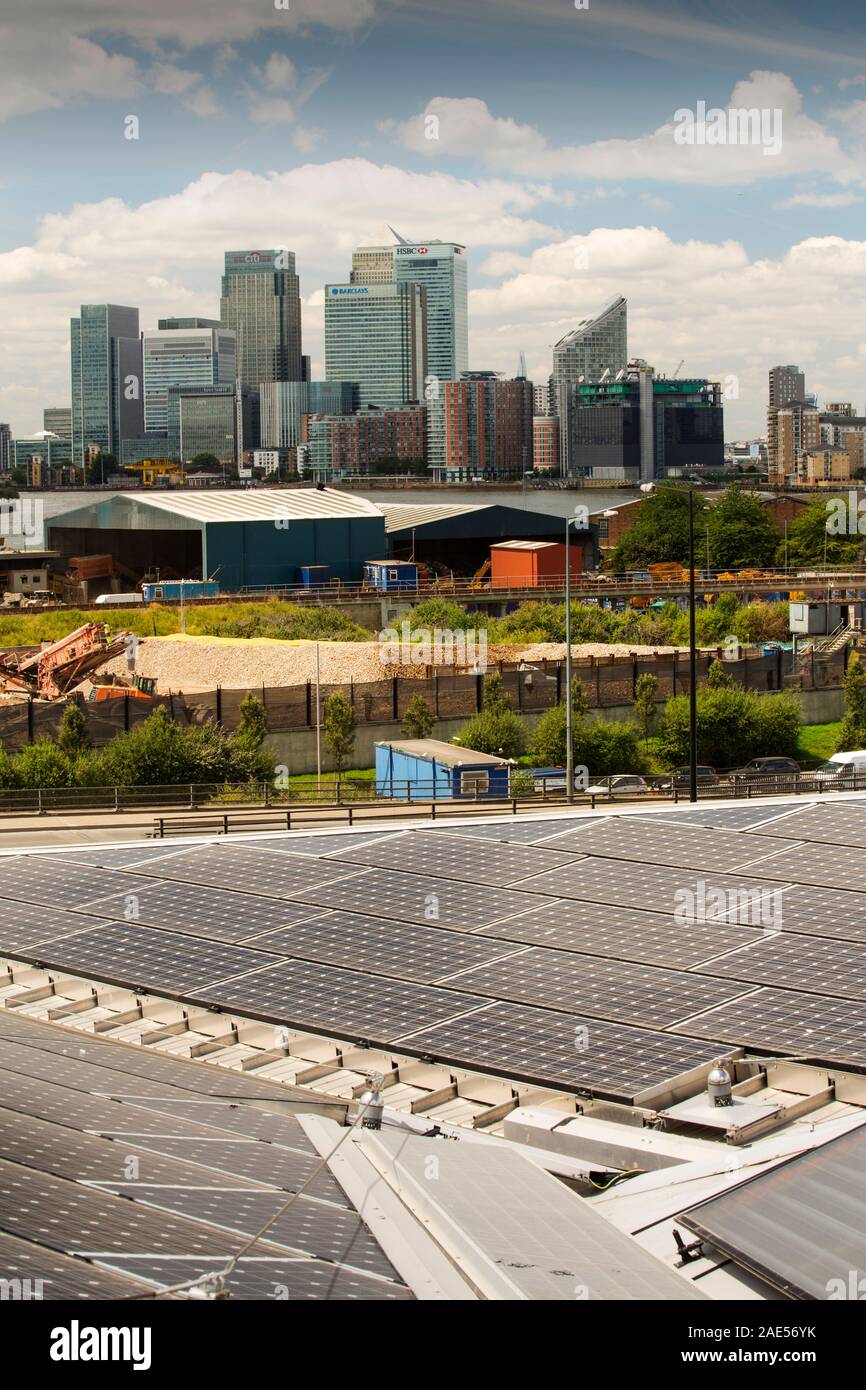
[455,706,526,760]
[656,687,800,768]
[14,740,75,788]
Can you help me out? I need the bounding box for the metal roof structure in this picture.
[376,738,511,767]
[48,488,383,531]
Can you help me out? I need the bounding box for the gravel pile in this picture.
[91,635,696,694]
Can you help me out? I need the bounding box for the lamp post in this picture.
[565,516,575,804]
[688,489,698,803]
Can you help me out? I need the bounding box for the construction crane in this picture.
[673,360,685,377]
[0,623,133,698]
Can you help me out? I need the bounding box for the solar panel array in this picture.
[4,797,866,1097]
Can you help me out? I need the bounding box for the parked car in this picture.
[656,765,720,791]
[587,774,651,796]
[814,751,866,784]
[731,757,801,784]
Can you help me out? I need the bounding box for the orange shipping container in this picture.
[490,540,584,589]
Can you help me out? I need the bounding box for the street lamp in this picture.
[564,511,589,804]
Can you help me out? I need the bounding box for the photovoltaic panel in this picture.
[398,1001,720,1102]
[83,880,320,942]
[327,829,584,887]
[201,957,484,1041]
[741,800,866,848]
[36,845,199,870]
[697,933,866,1000]
[0,858,151,910]
[426,817,590,845]
[288,866,560,931]
[0,1230,157,1300]
[11,921,284,995]
[242,910,521,983]
[0,902,113,954]
[629,805,802,832]
[242,831,396,857]
[446,950,755,1029]
[100,1255,410,1300]
[477,899,764,970]
[93,1134,344,1203]
[737,840,866,889]
[126,843,366,899]
[763,884,866,943]
[534,820,790,873]
[520,857,787,921]
[671,988,866,1065]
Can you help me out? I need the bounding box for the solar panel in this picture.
[697,933,866,1000]
[736,840,866,888]
[101,1255,410,1301]
[742,800,866,847]
[535,820,790,873]
[37,844,198,870]
[327,829,584,887]
[671,987,866,1065]
[0,858,149,910]
[680,1124,866,1300]
[426,817,590,844]
[0,1230,157,1300]
[629,805,802,831]
[83,880,320,942]
[761,884,866,943]
[243,910,521,983]
[202,957,484,1041]
[398,1001,720,1102]
[520,857,787,922]
[241,830,396,857]
[11,922,284,995]
[446,949,754,1029]
[477,899,764,970]
[0,902,113,954]
[94,1133,344,1203]
[126,844,366,899]
[288,866,560,931]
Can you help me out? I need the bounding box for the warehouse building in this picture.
[380,500,598,574]
[47,489,385,590]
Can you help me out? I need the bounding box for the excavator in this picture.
[0,623,134,699]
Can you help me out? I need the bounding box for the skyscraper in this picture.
[43,407,72,441]
[769,364,806,409]
[352,229,468,385]
[0,424,11,475]
[142,325,236,433]
[219,249,302,388]
[324,282,427,407]
[767,365,808,480]
[427,371,533,481]
[70,304,142,468]
[552,297,628,393]
[259,381,357,450]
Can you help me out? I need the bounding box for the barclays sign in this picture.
[330,286,370,295]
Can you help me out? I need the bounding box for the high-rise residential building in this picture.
[0,424,11,475]
[324,282,427,407]
[70,304,143,468]
[552,297,628,396]
[768,364,806,409]
[43,407,72,441]
[559,363,723,481]
[533,415,560,472]
[770,401,819,483]
[302,405,426,480]
[259,381,357,451]
[142,325,236,433]
[352,229,469,385]
[427,371,533,481]
[220,249,302,388]
[533,381,552,416]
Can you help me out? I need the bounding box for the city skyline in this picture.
[3,0,866,436]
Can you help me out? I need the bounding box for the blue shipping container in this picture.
[375,739,511,801]
[141,580,220,601]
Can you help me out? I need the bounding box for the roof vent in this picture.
[707,1060,733,1108]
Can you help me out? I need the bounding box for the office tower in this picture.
[427,371,533,481]
[158,317,220,330]
[301,355,311,382]
[259,381,356,450]
[324,282,427,407]
[220,249,302,388]
[0,424,11,475]
[559,363,723,481]
[166,383,254,466]
[70,304,142,468]
[43,407,72,441]
[352,230,468,384]
[552,297,628,396]
[142,325,236,432]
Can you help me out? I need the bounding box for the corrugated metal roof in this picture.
[376,502,491,533]
[493,539,558,551]
[49,488,383,529]
[378,738,510,767]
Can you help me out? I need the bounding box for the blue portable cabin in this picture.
[297,565,331,588]
[363,559,419,593]
[376,738,512,801]
[141,579,220,601]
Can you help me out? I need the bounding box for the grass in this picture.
[797,722,840,764]
[0,601,373,646]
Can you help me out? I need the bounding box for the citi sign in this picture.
[331,286,369,295]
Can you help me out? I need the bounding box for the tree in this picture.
[57,702,92,756]
[235,692,267,751]
[837,653,866,751]
[85,452,116,485]
[611,487,709,570]
[775,496,862,569]
[481,672,511,710]
[706,658,734,689]
[705,488,779,569]
[656,686,800,768]
[190,453,221,471]
[454,705,526,760]
[14,740,75,788]
[633,672,658,747]
[323,691,356,780]
[401,694,434,740]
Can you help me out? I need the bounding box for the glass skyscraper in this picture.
[219,249,302,389]
[552,296,628,390]
[324,282,427,407]
[259,381,357,450]
[142,326,236,432]
[352,232,468,385]
[70,304,142,468]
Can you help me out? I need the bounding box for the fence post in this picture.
[124,693,130,732]
[27,697,34,745]
[216,685,222,724]
[37,787,43,815]
[114,786,119,813]
[392,676,399,721]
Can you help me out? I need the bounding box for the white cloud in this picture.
[839,76,866,91]
[830,100,866,139]
[0,159,558,432]
[391,74,862,187]
[264,53,298,89]
[293,126,325,153]
[249,97,296,125]
[774,191,862,209]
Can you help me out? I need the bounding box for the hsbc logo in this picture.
[396,246,429,255]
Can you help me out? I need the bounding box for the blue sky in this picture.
[2,0,866,436]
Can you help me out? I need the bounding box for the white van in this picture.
[93,592,144,606]
[814,751,866,784]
